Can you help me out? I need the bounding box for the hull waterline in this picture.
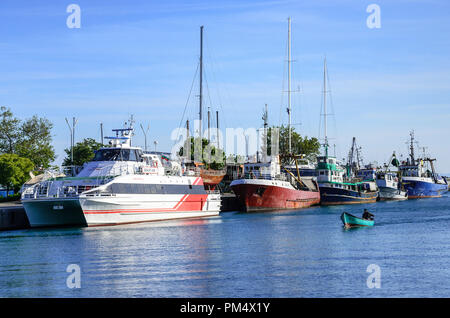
[319,185,378,205]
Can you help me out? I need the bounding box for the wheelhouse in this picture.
[316,156,345,183]
[93,148,144,162]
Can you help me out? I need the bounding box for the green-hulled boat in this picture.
[341,212,374,228]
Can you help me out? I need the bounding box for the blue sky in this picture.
[0,0,449,172]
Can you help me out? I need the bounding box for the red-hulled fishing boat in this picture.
[230,156,320,212]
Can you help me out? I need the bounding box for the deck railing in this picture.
[243,172,289,181]
[21,177,113,200]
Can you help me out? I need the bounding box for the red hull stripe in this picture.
[173,194,188,209]
[192,177,203,186]
[83,193,208,214]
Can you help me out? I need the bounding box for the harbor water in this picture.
[1,194,450,298]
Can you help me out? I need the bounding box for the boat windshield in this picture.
[400,166,419,177]
[93,149,139,162]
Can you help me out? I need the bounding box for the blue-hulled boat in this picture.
[399,131,448,198]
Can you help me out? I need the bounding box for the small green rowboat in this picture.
[341,212,374,228]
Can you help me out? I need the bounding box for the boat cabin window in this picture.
[401,167,418,177]
[93,149,140,162]
[127,150,135,161]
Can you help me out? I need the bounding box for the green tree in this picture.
[265,125,321,164]
[0,153,34,192]
[15,115,56,169]
[63,138,104,166]
[0,106,21,154]
[178,137,225,170]
[0,108,55,170]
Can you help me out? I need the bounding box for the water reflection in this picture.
[2,197,450,297]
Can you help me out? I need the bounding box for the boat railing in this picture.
[21,174,114,200]
[22,182,51,199]
[243,172,288,181]
[201,168,227,176]
[346,177,363,183]
[183,168,201,177]
[22,182,100,199]
[62,165,83,177]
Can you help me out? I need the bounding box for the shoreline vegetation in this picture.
[0,193,20,203]
[0,106,55,196]
[0,105,322,198]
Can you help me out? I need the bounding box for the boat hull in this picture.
[22,194,220,227]
[22,176,221,227]
[402,178,448,198]
[378,187,408,201]
[80,193,220,226]
[22,198,87,227]
[319,184,378,205]
[341,212,374,228]
[200,169,226,189]
[230,179,320,212]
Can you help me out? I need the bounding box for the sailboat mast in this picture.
[409,130,415,164]
[186,119,190,139]
[323,57,328,157]
[216,111,219,149]
[208,106,211,142]
[199,25,204,140]
[288,17,292,154]
[263,104,268,129]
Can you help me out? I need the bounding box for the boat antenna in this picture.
[140,123,150,152]
[65,116,78,166]
[128,115,135,146]
[100,122,104,145]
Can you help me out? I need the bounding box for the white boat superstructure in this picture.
[376,171,408,200]
[21,124,220,227]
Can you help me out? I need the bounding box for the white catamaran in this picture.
[21,121,220,227]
